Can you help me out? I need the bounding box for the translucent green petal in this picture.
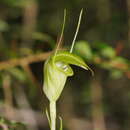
[54,51,89,70]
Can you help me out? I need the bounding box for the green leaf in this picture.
[94,42,116,59]
[74,41,93,60]
[101,46,116,59]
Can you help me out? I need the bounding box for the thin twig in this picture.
[0,51,52,71]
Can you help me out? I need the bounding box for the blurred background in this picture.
[0,0,130,130]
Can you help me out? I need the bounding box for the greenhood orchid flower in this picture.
[43,9,93,130]
[43,51,90,102]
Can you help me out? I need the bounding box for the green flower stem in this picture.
[50,101,56,130]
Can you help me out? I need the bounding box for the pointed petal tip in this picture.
[89,67,94,76]
[83,65,94,76]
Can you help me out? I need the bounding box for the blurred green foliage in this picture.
[0,0,130,130]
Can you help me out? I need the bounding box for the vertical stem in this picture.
[70,9,83,53]
[55,9,66,56]
[50,101,56,130]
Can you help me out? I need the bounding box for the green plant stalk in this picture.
[50,101,56,130]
